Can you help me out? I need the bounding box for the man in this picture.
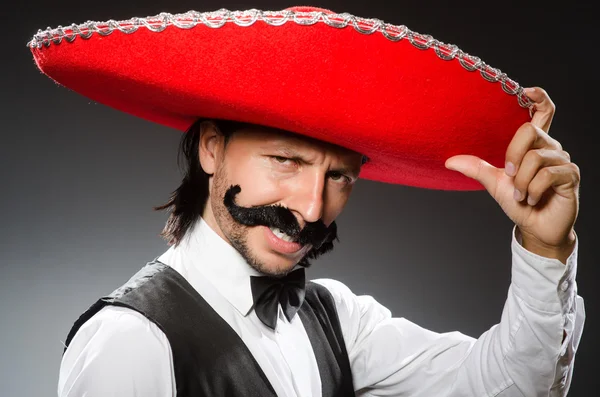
[28,6,584,397]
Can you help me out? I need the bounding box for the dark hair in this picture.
[153,118,257,245]
[154,118,368,246]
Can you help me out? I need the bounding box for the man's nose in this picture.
[288,171,325,224]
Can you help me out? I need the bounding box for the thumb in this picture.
[445,155,499,192]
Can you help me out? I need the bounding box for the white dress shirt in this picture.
[58,217,585,397]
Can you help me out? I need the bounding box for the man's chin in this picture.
[254,263,297,277]
[252,249,309,276]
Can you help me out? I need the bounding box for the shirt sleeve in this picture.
[57,305,176,397]
[313,225,585,397]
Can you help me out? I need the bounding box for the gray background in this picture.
[2,0,598,395]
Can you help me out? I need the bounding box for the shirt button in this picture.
[560,280,569,292]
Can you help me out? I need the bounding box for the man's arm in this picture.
[58,305,175,397]
[313,226,585,397]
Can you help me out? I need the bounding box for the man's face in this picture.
[200,124,363,277]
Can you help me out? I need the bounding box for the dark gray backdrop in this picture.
[2,1,597,395]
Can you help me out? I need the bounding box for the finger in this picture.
[505,122,563,177]
[513,149,572,202]
[445,154,500,195]
[525,163,580,206]
[524,87,556,133]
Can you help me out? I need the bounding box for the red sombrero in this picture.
[28,5,532,191]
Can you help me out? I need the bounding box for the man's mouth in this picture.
[224,184,335,255]
[264,226,305,254]
[268,227,296,242]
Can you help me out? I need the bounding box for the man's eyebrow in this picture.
[262,146,310,168]
[267,144,360,178]
[269,146,307,161]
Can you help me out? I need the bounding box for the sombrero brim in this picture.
[28,6,532,191]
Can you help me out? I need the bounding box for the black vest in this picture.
[63,260,356,397]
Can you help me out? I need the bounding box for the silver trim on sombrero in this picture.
[27,8,533,109]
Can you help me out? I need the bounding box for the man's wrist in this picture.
[519,228,576,265]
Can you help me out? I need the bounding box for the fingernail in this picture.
[527,196,537,206]
[505,162,516,176]
[524,87,535,93]
[513,189,522,201]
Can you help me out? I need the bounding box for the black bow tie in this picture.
[250,268,306,330]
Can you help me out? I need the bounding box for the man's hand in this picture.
[445,87,580,264]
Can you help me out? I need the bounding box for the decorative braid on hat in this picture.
[27,8,533,110]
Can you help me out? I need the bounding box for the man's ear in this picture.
[198,121,222,175]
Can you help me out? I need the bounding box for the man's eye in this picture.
[328,171,349,183]
[271,156,296,167]
[274,156,290,163]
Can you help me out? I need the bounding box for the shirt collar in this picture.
[170,217,262,317]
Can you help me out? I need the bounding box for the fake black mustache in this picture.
[223,185,336,250]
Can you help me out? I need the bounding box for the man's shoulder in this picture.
[309,278,389,323]
[59,306,174,396]
[83,304,153,327]
[310,277,354,297]
[309,278,361,315]
[68,305,169,351]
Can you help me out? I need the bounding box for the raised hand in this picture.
[445,87,579,263]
